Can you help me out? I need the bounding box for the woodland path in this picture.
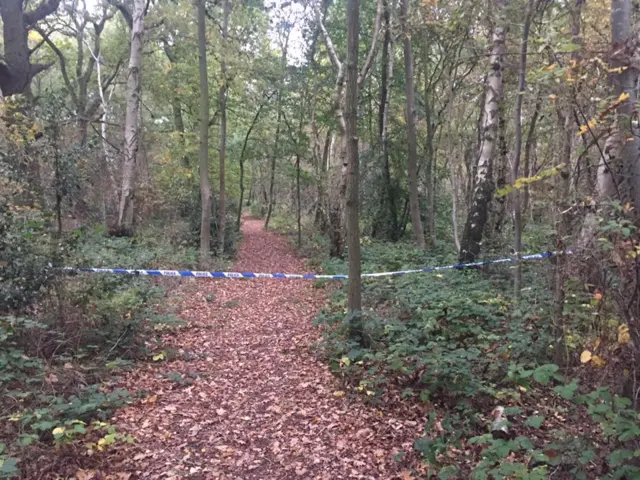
[108,218,422,480]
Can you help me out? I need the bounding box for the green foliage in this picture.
[317,241,640,477]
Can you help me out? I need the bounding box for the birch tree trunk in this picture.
[459,0,507,262]
[116,0,145,234]
[197,0,212,264]
[401,0,425,250]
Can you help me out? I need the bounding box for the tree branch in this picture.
[33,26,78,106]
[315,7,342,71]
[24,0,61,26]
[357,0,383,88]
[106,0,133,29]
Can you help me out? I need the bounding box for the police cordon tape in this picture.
[61,250,573,280]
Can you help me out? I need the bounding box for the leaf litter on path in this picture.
[105,219,422,479]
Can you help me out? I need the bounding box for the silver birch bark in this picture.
[117,0,145,234]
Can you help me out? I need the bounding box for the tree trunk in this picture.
[264,90,282,230]
[459,0,507,262]
[522,93,542,221]
[610,0,640,217]
[197,0,212,264]
[512,0,537,300]
[116,0,145,235]
[296,151,302,249]
[217,0,229,256]
[237,100,267,229]
[0,0,60,97]
[400,0,425,250]
[265,36,289,230]
[372,0,398,241]
[446,64,461,252]
[345,0,362,314]
[424,88,436,248]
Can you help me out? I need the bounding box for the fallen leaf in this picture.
[580,350,592,363]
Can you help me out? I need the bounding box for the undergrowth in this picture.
[0,209,191,477]
[315,237,640,479]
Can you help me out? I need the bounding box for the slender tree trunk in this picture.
[116,0,145,234]
[264,91,282,230]
[513,0,537,300]
[459,0,507,262]
[345,0,362,314]
[296,152,302,249]
[424,90,436,248]
[237,100,267,229]
[401,0,425,250]
[217,0,229,255]
[373,0,398,241]
[173,98,188,168]
[446,65,461,251]
[197,0,212,264]
[522,93,542,221]
[265,38,289,230]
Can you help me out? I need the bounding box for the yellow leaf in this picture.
[580,350,592,363]
[546,63,557,71]
[618,324,631,345]
[591,355,606,368]
[333,391,345,397]
[594,337,601,351]
[52,427,65,436]
[618,92,630,102]
[340,356,351,367]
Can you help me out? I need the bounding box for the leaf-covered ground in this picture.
[104,219,422,479]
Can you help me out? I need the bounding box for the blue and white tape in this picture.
[62,250,571,280]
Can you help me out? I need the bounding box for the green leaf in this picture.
[525,415,545,429]
[608,449,634,467]
[0,457,19,475]
[438,465,458,479]
[553,380,579,399]
[532,364,559,385]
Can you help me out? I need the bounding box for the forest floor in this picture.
[101,218,424,479]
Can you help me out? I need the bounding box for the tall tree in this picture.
[0,0,61,97]
[345,0,362,313]
[459,0,508,262]
[400,0,425,250]
[217,0,230,255]
[315,0,382,256]
[197,0,212,263]
[512,0,537,299]
[116,0,145,234]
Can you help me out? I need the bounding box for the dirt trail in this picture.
[110,219,421,479]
